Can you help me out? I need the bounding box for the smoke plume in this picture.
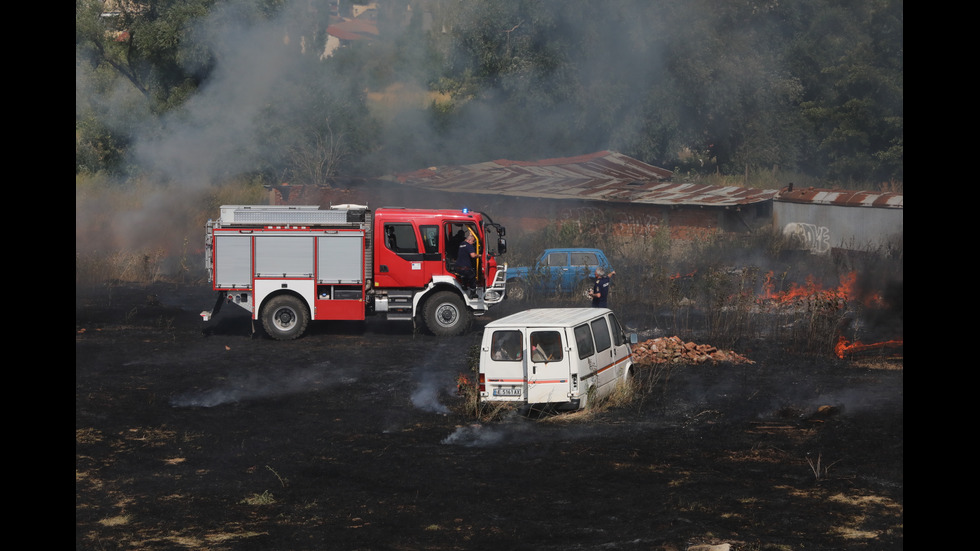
[170,364,354,408]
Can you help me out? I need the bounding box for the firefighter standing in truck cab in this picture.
[455,233,478,295]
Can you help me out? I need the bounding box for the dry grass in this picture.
[76,174,267,287]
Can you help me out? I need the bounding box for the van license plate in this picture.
[494,388,521,397]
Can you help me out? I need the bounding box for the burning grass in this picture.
[509,218,902,359]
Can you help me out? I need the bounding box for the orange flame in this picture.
[759,271,887,307]
[670,270,697,280]
[760,272,849,306]
[835,336,904,359]
[456,374,472,395]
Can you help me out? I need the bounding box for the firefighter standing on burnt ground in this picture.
[456,233,478,297]
[589,267,616,308]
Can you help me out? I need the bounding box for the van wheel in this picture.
[261,295,309,340]
[507,280,528,301]
[423,291,471,336]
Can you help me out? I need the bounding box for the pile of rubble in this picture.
[632,336,754,366]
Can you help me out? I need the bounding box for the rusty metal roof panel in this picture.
[392,151,777,207]
[628,182,778,205]
[775,187,903,208]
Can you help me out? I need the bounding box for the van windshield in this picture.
[530,331,563,362]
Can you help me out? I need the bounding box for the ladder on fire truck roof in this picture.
[217,204,369,226]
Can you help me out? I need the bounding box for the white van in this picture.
[478,308,636,411]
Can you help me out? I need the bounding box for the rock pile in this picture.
[632,336,754,365]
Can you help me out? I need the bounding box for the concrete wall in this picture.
[773,201,903,254]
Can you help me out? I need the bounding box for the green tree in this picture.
[790,0,903,183]
[75,0,216,112]
[253,49,380,184]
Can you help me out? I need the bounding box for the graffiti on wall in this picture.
[782,222,831,254]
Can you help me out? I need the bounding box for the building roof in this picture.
[326,18,379,41]
[775,186,903,208]
[391,151,777,207]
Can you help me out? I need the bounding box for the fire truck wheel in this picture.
[423,291,472,336]
[261,295,309,340]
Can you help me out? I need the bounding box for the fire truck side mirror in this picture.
[497,238,507,255]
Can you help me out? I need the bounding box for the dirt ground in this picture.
[76,283,903,551]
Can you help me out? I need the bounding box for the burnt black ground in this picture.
[76,284,903,550]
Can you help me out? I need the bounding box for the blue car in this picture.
[506,248,613,300]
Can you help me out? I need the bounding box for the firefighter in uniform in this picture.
[589,267,616,308]
[455,233,478,296]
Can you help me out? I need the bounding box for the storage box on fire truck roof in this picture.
[217,204,368,226]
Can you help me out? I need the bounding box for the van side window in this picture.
[608,313,626,346]
[573,324,595,359]
[591,317,611,353]
[491,330,523,361]
[530,331,563,362]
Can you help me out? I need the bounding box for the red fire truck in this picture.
[200,204,508,339]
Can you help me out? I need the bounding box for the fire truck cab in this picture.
[202,204,507,340]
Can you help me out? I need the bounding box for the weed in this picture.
[455,371,518,422]
[157,316,176,342]
[266,465,288,488]
[585,376,639,413]
[240,490,276,505]
[806,452,842,481]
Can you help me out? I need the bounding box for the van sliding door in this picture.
[590,316,615,389]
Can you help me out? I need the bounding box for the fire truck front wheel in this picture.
[423,291,472,336]
[261,295,309,340]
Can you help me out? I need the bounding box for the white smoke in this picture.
[131,3,313,186]
[408,340,457,414]
[410,370,450,414]
[170,364,354,407]
[441,424,511,447]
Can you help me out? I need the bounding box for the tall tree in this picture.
[790,0,903,183]
[75,0,216,113]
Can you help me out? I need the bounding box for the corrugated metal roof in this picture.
[776,187,903,209]
[391,151,777,207]
[326,18,378,41]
